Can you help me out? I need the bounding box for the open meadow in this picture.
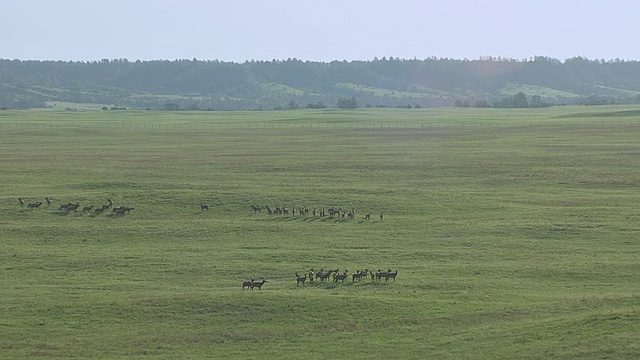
[0,107,639,359]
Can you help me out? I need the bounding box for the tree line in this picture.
[2,56,640,110]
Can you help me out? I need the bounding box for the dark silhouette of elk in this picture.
[94,207,106,215]
[386,269,398,282]
[365,213,371,220]
[251,280,266,290]
[200,203,209,211]
[380,212,384,221]
[352,269,368,282]
[45,197,53,205]
[333,270,349,283]
[107,198,114,208]
[19,198,25,206]
[242,279,254,290]
[316,268,336,282]
[295,273,307,286]
[60,203,80,212]
[27,202,43,209]
[82,205,94,213]
[308,269,315,283]
[251,205,261,214]
[266,206,273,215]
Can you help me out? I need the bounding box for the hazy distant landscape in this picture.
[3,56,640,110]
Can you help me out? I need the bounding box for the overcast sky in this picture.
[1,0,638,62]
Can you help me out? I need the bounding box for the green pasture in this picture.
[0,107,638,359]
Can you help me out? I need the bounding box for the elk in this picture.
[62,203,80,212]
[27,202,43,209]
[333,270,349,283]
[295,273,307,286]
[242,279,254,290]
[352,269,368,282]
[107,198,114,208]
[251,205,261,214]
[316,269,336,282]
[251,280,266,290]
[365,213,371,220]
[18,198,25,206]
[386,269,398,282]
[45,197,53,205]
[200,203,209,211]
[380,212,384,221]
[308,269,315,283]
[82,205,94,213]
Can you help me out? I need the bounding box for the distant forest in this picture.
[2,56,640,110]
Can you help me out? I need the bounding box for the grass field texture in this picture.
[0,107,639,359]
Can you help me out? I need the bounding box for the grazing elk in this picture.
[45,197,53,205]
[242,279,254,290]
[295,273,307,286]
[251,280,266,290]
[251,205,261,214]
[82,205,94,213]
[200,203,209,211]
[27,202,43,210]
[308,269,315,283]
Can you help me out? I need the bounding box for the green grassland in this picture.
[0,107,639,359]
[496,83,581,99]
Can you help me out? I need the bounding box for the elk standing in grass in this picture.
[19,198,25,206]
[242,279,254,290]
[200,203,209,211]
[27,202,42,210]
[251,280,266,290]
[333,270,349,283]
[295,273,307,286]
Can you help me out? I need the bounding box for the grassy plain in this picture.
[0,107,639,359]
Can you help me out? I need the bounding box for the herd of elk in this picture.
[258,205,384,221]
[18,197,133,216]
[297,268,398,285]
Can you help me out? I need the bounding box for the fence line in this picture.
[0,120,639,130]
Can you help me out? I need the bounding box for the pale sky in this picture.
[1,0,638,62]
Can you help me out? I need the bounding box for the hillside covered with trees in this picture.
[2,56,640,110]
